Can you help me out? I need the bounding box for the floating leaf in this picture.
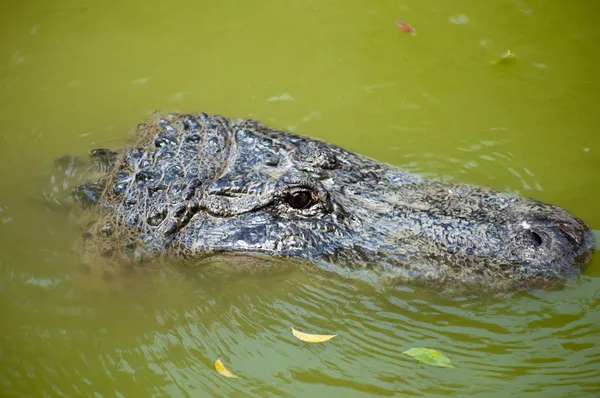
[396,18,416,35]
[491,48,516,65]
[403,347,454,368]
[215,357,239,378]
[291,327,337,343]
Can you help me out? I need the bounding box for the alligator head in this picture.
[72,113,595,291]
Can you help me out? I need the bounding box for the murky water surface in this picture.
[1,0,599,396]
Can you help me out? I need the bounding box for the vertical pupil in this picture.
[288,191,312,209]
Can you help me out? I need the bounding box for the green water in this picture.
[1,0,599,396]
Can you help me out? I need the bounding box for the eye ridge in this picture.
[285,190,314,209]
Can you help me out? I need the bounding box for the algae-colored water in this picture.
[1,0,599,396]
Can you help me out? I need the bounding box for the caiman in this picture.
[63,112,595,291]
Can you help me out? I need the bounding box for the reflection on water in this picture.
[400,136,546,194]
[1,0,599,396]
[2,247,600,396]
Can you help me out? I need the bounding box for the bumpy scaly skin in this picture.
[73,112,595,291]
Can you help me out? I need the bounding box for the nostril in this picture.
[524,229,544,247]
[531,232,543,247]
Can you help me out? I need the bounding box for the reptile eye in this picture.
[286,190,313,209]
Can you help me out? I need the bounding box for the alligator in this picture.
[66,112,595,291]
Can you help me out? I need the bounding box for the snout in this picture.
[513,212,595,273]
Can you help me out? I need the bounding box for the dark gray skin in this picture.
[71,112,595,291]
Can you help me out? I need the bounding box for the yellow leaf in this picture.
[291,327,337,343]
[491,48,516,65]
[215,357,239,378]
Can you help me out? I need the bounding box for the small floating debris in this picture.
[396,18,416,35]
[403,347,454,368]
[169,92,184,102]
[491,49,516,65]
[267,93,295,102]
[291,327,337,343]
[132,77,149,86]
[215,357,239,378]
[449,14,470,25]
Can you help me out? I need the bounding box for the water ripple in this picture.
[3,241,600,397]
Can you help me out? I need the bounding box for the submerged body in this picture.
[71,112,594,291]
